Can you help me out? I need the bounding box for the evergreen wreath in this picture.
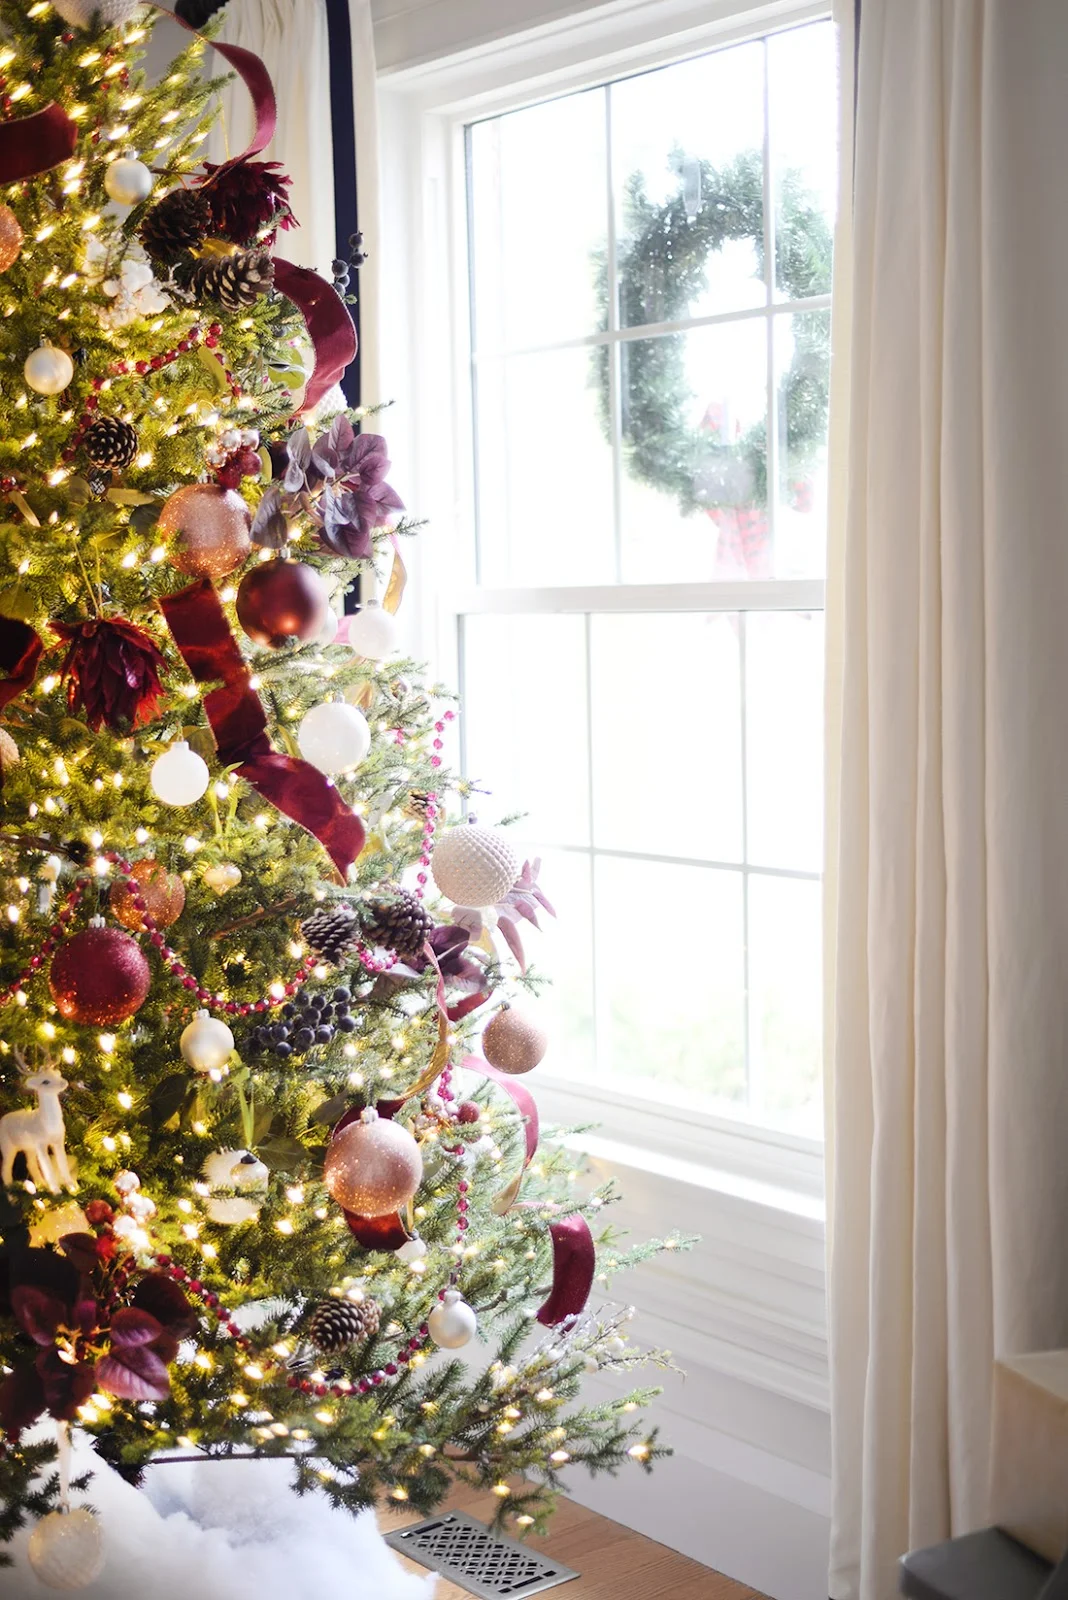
[594,150,833,570]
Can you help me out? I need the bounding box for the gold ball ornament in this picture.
[110,858,186,932]
[158,483,252,581]
[0,205,23,273]
[28,1202,90,1247]
[324,1108,423,1217]
[481,1006,548,1075]
[204,862,242,894]
[27,1507,105,1591]
[0,727,19,771]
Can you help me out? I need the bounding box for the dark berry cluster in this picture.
[245,987,356,1059]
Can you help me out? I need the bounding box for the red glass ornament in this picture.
[49,920,151,1026]
[235,559,329,649]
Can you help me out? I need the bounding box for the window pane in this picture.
[611,43,766,328]
[770,22,836,302]
[616,319,769,582]
[475,347,615,586]
[773,309,830,578]
[595,856,746,1105]
[462,614,590,847]
[747,874,822,1132]
[525,847,596,1080]
[745,611,824,873]
[590,612,742,861]
[469,92,608,353]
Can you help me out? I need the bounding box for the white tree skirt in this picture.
[4,1431,437,1599]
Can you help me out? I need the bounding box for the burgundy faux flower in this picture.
[252,417,405,559]
[0,1242,194,1438]
[199,158,296,246]
[52,615,167,734]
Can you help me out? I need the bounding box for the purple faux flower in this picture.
[251,418,405,558]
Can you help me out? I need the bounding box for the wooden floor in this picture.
[379,1482,764,1600]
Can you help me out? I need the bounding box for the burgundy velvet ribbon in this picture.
[273,258,358,416]
[0,616,42,715]
[536,1214,596,1327]
[160,4,357,414]
[158,579,365,879]
[0,103,77,183]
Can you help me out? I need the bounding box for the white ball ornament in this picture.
[180,1010,235,1075]
[52,0,143,26]
[431,824,519,909]
[24,343,74,397]
[318,606,340,646]
[346,603,399,662]
[203,1148,268,1224]
[150,741,209,807]
[104,157,154,207]
[27,1508,105,1592]
[428,1289,478,1350]
[298,700,371,775]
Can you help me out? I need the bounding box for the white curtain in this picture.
[827,4,1068,1599]
[206,0,381,402]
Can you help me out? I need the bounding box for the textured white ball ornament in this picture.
[180,1010,235,1075]
[104,157,154,206]
[431,824,519,909]
[150,741,209,807]
[27,1508,105,1592]
[428,1289,478,1350]
[298,700,371,775]
[346,604,399,662]
[52,0,143,27]
[24,344,74,396]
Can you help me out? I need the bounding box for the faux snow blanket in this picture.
[4,1432,436,1599]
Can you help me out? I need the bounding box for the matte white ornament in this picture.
[319,606,340,646]
[104,158,154,207]
[345,604,399,662]
[204,862,242,894]
[150,741,209,806]
[298,700,371,775]
[395,1234,428,1264]
[180,1010,235,1075]
[24,343,74,396]
[0,1052,75,1195]
[431,824,519,909]
[203,1148,268,1224]
[27,1508,105,1591]
[428,1289,477,1350]
[52,0,143,26]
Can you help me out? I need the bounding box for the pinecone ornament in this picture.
[300,902,360,964]
[84,416,138,470]
[140,187,213,266]
[361,890,433,959]
[182,246,274,311]
[307,1297,380,1354]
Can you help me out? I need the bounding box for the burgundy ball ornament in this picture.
[323,1108,423,1217]
[236,559,330,649]
[481,1006,548,1075]
[158,483,252,581]
[49,916,151,1026]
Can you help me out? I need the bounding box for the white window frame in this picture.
[378,0,832,1213]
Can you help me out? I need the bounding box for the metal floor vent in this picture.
[386,1511,579,1597]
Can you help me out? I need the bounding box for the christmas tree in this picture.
[0,3,678,1588]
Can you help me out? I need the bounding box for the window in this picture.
[453,19,835,1139]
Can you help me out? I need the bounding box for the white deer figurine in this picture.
[0,1049,76,1194]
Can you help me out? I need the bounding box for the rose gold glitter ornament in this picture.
[324,1108,423,1217]
[110,858,186,932]
[481,1006,548,1075]
[0,206,23,274]
[158,483,252,581]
